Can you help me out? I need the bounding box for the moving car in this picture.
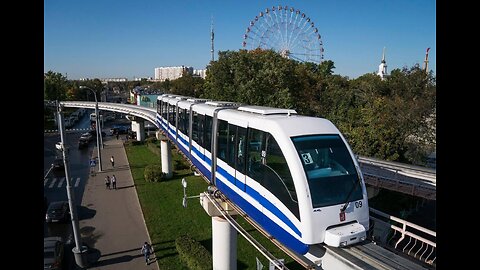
[78,137,89,149]
[79,132,93,142]
[45,201,70,223]
[44,236,64,270]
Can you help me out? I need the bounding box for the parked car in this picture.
[45,201,70,223]
[44,236,64,270]
[79,132,93,142]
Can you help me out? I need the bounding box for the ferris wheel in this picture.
[242,6,324,64]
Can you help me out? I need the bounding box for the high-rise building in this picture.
[154,66,193,81]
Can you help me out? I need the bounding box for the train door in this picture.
[227,121,248,191]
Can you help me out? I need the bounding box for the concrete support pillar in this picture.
[134,120,145,142]
[212,216,237,270]
[161,139,172,179]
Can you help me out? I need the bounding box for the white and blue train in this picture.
[156,94,369,255]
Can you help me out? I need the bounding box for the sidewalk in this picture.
[78,136,159,270]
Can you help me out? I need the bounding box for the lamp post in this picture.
[80,86,102,171]
[57,102,88,268]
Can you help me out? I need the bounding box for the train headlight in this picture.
[339,241,348,247]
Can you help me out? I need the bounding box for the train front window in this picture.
[292,134,362,208]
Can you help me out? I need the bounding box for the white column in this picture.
[160,139,172,179]
[212,216,237,270]
[135,120,145,142]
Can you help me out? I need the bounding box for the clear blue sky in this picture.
[44,0,436,80]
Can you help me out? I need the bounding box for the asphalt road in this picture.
[44,110,131,269]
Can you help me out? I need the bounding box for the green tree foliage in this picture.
[203,49,297,109]
[202,49,436,165]
[170,72,205,97]
[44,71,69,101]
[345,65,436,162]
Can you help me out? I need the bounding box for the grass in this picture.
[125,141,304,269]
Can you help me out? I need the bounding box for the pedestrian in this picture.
[141,241,153,265]
[105,175,111,189]
[110,156,115,167]
[116,132,119,140]
[111,174,117,190]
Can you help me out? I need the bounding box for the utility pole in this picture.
[423,47,430,73]
[80,86,103,168]
[211,16,215,62]
[57,102,88,268]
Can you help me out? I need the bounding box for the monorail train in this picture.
[156,94,369,255]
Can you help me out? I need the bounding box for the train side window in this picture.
[205,115,213,151]
[168,104,176,126]
[236,126,247,174]
[226,124,237,169]
[192,111,199,142]
[198,114,205,148]
[264,134,299,219]
[217,120,228,161]
[185,108,190,137]
[157,100,161,114]
[161,101,167,119]
[246,128,264,179]
[178,108,185,134]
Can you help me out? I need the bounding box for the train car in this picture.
[156,94,369,255]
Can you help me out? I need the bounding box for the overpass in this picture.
[49,100,436,269]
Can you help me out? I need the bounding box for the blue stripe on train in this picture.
[216,178,309,255]
[216,166,302,238]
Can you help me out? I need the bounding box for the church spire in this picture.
[377,47,388,80]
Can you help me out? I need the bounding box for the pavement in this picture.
[77,136,159,270]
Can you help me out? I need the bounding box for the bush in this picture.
[174,159,190,170]
[175,235,212,270]
[124,140,144,147]
[144,164,165,182]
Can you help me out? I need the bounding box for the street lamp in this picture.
[80,86,103,172]
[57,102,88,268]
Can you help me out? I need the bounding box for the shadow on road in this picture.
[77,205,97,220]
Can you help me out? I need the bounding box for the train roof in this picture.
[237,105,297,115]
[217,107,339,137]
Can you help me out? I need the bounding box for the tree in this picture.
[170,72,205,97]
[44,71,69,101]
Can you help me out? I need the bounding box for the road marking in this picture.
[57,177,65,188]
[49,178,57,188]
[74,177,80,187]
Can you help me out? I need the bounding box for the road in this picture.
[44,109,130,269]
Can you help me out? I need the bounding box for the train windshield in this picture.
[292,134,363,208]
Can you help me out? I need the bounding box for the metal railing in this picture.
[369,208,436,267]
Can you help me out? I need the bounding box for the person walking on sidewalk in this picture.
[111,174,117,189]
[141,242,153,265]
[105,175,111,189]
[110,155,115,168]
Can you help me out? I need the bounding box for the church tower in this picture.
[377,47,388,80]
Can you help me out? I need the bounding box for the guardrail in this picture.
[369,208,436,268]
